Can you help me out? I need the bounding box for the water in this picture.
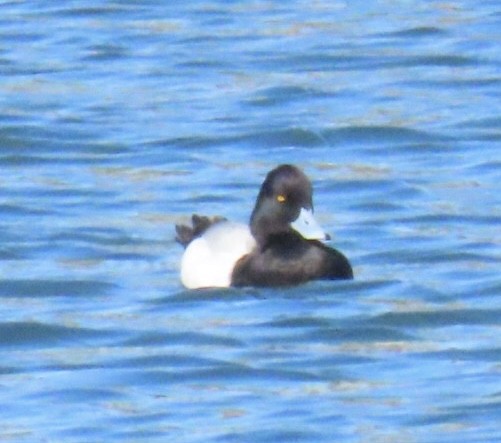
[1,1,500,441]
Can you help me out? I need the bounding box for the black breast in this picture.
[231,233,353,287]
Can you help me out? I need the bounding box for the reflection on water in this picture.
[0,1,500,442]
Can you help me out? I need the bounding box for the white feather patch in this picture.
[180,222,256,289]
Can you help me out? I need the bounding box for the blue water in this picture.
[1,1,500,441]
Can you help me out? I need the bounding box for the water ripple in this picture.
[0,279,116,298]
[0,321,112,347]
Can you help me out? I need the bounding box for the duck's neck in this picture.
[253,227,304,252]
[250,200,281,245]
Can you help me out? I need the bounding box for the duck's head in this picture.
[250,164,329,245]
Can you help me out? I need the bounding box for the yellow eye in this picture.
[276,194,286,203]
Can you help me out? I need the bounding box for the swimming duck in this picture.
[176,164,353,288]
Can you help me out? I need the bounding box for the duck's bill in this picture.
[290,208,330,241]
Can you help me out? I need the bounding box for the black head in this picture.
[250,164,327,245]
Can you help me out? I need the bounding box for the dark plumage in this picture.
[232,232,353,286]
[232,165,353,286]
[175,215,226,247]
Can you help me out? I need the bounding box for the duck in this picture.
[175,164,353,289]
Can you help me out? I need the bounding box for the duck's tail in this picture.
[175,214,227,248]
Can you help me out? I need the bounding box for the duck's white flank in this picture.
[180,221,256,289]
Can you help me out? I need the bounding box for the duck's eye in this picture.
[276,194,286,203]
